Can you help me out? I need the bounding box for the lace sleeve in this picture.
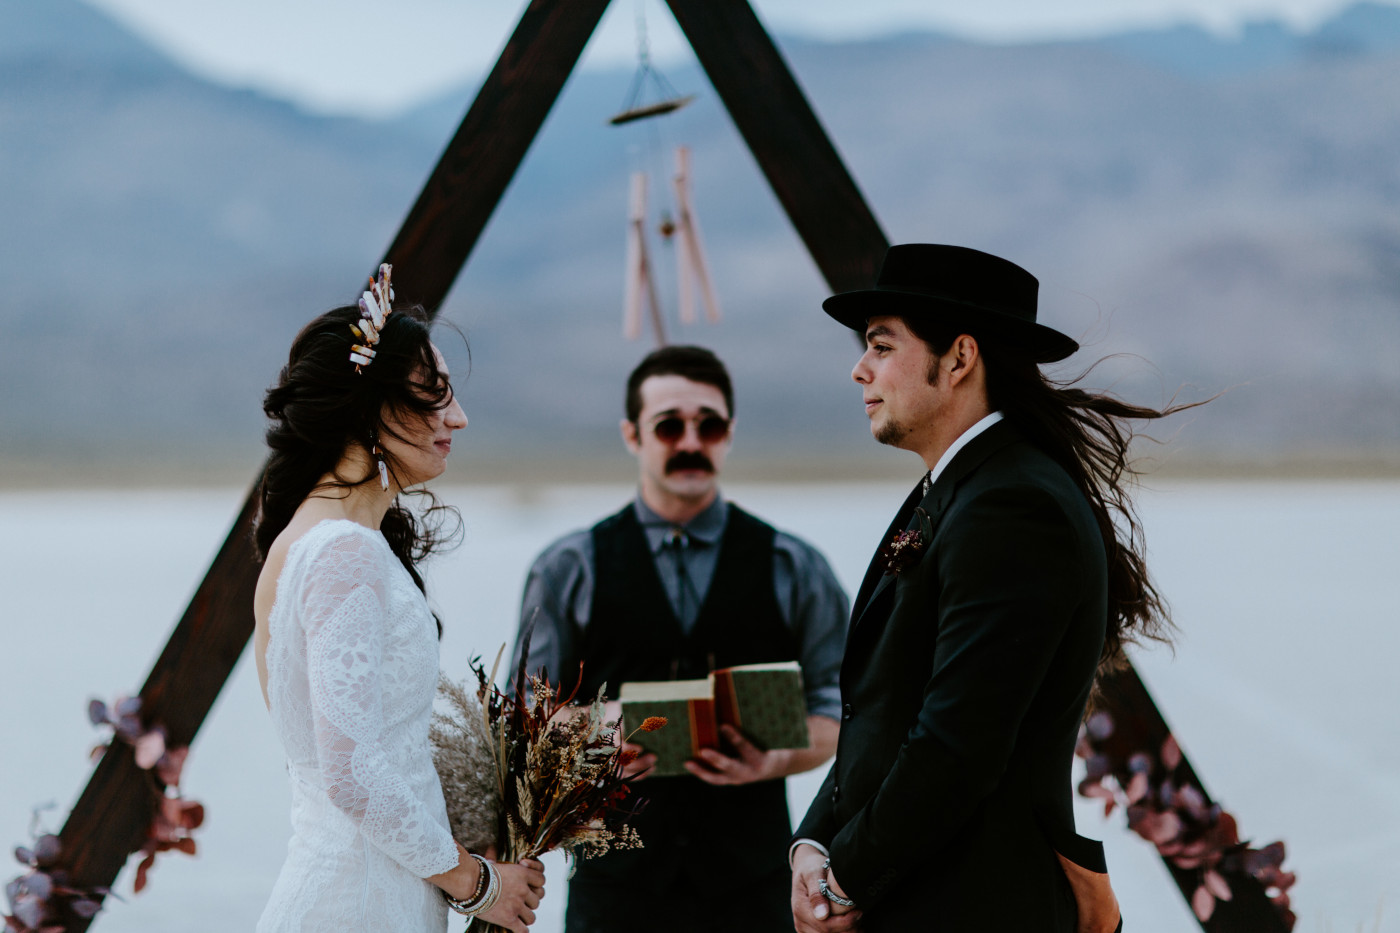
[299,528,460,879]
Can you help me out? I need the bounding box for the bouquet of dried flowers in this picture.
[431,633,662,932]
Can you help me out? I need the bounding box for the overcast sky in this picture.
[85,0,1367,115]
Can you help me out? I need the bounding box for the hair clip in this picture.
[350,263,395,371]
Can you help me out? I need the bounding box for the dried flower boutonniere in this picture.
[880,507,934,576]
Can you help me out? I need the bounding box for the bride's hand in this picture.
[479,856,546,932]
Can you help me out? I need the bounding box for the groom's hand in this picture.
[685,724,788,785]
[791,844,862,933]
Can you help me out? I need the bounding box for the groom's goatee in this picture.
[665,452,714,473]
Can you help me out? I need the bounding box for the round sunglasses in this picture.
[648,415,732,444]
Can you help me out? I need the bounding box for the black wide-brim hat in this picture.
[823,244,1079,363]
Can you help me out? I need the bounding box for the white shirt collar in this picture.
[926,411,1003,491]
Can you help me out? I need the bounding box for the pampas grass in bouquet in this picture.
[431,620,664,931]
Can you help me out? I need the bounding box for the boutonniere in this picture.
[880,507,934,576]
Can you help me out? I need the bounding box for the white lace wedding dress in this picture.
[257,520,460,933]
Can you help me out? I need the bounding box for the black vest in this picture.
[567,502,797,890]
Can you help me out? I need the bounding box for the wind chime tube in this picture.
[624,171,647,339]
[673,154,697,326]
[674,146,722,323]
[642,241,667,347]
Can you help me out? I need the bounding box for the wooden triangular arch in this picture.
[50,2,1285,930]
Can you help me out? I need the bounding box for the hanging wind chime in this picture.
[614,2,721,346]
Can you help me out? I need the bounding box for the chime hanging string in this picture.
[619,0,718,342]
[622,0,672,345]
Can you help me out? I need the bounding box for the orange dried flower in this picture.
[619,748,639,765]
[640,716,668,732]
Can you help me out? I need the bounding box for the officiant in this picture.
[509,345,848,933]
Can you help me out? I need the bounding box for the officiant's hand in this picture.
[791,845,862,933]
[685,724,788,785]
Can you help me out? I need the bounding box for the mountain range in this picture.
[2,0,1398,480]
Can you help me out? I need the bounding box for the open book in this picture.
[619,661,810,777]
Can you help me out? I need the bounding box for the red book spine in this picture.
[712,669,742,734]
[689,698,719,754]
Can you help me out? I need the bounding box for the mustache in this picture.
[665,452,715,474]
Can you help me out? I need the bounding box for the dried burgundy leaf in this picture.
[1075,731,1094,759]
[1126,771,1150,804]
[1160,734,1182,770]
[1086,711,1114,740]
[175,838,197,856]
[132,853,155,894]
[13,894,46,929]
[1079,779,1114,801]
[116,714,143,741]
[1214,812,1240,846]
[156,747,188,787]
[1176,784,1207,819]
[134,730,166,770]
[1191,885,1216,922]
[1203,869,1232,900]
[31,837,59,868]
[1178,838,1210,858]
[1250,840,1286,870]
[1151,810,1183,844]
[24,872,51,902]
[178,803,205,830]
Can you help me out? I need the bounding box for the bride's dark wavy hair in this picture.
[254,303,461,594]
[909,317,1203,685]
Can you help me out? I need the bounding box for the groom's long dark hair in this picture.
[910,318,1198,682]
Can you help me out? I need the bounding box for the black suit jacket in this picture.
[796,419,1110,931]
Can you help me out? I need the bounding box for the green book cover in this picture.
[619,679,716,777]
[620,662,810,776]
[712,661,810,752]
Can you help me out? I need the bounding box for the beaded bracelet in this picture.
[475,856,502,914]
[444,853,499,920]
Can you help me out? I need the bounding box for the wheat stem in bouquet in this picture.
[432,617,663,932]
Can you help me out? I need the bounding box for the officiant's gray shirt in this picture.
[513,495,848,720]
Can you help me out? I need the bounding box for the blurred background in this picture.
[2,1,1398,931]
[2,0,1398,480]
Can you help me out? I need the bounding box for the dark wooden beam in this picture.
[56,488,263,929]
[1095,665,1290,932]
[54,2,610,927]
[383,0,613,311]
[663,0,889,295]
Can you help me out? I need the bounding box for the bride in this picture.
[250,268,544,932]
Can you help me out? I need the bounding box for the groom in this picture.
[791,244,1125,932]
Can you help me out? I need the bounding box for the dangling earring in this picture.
[372,440,390,491]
